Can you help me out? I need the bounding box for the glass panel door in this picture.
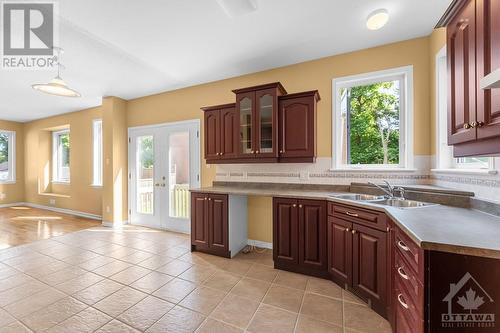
[239,96,253,155]
[129,130,162,229]
[259,94,273,153]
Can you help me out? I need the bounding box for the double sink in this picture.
[332,193,437,209]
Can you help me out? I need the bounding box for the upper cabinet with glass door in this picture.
[201,82,319,164]
[233,82,287,161]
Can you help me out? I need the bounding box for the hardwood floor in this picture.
[0,206,101,250]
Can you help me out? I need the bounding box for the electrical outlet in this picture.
[49,199,56,205]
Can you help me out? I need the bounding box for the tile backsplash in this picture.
[215,156,500,203]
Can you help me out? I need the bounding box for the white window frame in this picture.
[92,119,103,186]
[332,66,414,170]
[434,46,495,173]
[0,130,16,183]
[52,129,70,183]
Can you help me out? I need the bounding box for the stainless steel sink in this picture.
[374,198,438,208]
[332,193,386,201]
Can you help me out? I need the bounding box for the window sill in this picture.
[90,184,103,188]
[39,192,71,198]
[0,180,16,185]
[52,181,71,185]
[431,168,498,176]
[329,168,418,173]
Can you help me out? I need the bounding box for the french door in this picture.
[129,120,200,233]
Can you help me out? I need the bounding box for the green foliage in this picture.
[60,133,70,167]
[347,81,400,165]
[140,136,154,169]
[0,133,9,164]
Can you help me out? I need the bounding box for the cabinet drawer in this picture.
[395,227,424,281]
[394,252,423,316]
[394,276,423,330]
[330,203,387,231]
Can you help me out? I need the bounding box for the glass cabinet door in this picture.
[259,94,273,153]
[239,96,253,155]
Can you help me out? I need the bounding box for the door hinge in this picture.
[197,174,200,181]
[197,131,199,138]
[128,173,131,179]
[128,137,131,143]
[129,209,131,215]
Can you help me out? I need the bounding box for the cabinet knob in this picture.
[208,198,211,201]
[256,150,260,154]
[471,121,479,128]
[279,150,283,154]
[251,150,255,154]
[220,152,224,155]
[351,229,357,234]
[298,204,303,208]
[204,197,207,200]
[345,227,350,232]
[463,123,472,129]
[477,121,484,127]
[292,204,297,207]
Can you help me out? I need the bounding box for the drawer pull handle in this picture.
[346,211,359,217]
[397,266,409,280]
[397,240,410,252]
[398,294,409,309]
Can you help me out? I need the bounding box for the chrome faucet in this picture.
[368,181,405,199]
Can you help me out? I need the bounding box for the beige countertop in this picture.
[191,186,500,259]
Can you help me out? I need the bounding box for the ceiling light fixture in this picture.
[216,0,257,18]
[366,9,389,30]
[32,47,81,98]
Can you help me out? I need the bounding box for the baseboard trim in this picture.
[23,203,102,221]
[248,239,273,249]
[102,220,129,227]
[0,202,26,208]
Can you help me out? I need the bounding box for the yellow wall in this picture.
[102,97,128,223]
[429,28,447,155]
[128,37,432,188]
[23,106,103,216]
[0,120,24,204]
[248,196,273,243]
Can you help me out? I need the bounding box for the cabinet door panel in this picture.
[255,88,278,157]
[447,0,477,145]
[208,194,228,253]
[237,92,255,158]
[279,97,315,158]
[476,0,500,139]
[273,198,298,264]
[298,200,327,271]
[328,217,352,287]
[191,193,208,249]
[204,110,220,160]
[352,224,387,310]
[220,106,238,159]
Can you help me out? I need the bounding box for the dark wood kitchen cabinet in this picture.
[439,0,500,156]
[327,202,389,318]
[202,103,238,163]
[191,192,229,257]
[202,82,320,164]
[273,197,327,278]
[278,91,320,163]
[327,216,353,288]
[233,82,286,161]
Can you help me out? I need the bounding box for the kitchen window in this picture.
[92,119,103,186]
[53,129,70,183]
[0,130,15,183]
[434,47,494,172]
[333,66,413,169]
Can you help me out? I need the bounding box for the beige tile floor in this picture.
[0,225,392,333]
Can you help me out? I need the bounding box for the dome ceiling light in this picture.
[366,9,389,30]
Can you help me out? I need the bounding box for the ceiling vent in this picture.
[216,0,258,17]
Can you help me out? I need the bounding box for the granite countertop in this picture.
[191,186,500,259]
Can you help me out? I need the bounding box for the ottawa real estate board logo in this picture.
[1,1,58,70]
[441,272,495,329]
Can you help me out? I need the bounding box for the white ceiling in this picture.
[0,0,452,122]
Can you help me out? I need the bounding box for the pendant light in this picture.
[32,47,81,97]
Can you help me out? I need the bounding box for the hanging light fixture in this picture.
[32,47,81,97]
